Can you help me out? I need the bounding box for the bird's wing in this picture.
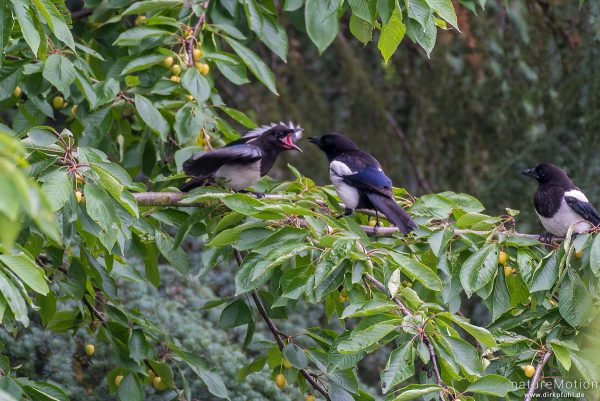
[182,145,262,177]
[342,165,394,197]
[565,195,600,226]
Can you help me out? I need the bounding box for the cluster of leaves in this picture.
[0,0,598,400]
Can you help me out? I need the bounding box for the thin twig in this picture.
[524,350,552,401]
[364,274,446,399]
[233,250,330,400]
[82,297,106,323]
[186,1,209,66]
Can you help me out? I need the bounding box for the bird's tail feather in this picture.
[366,193,417,235]
[179,177,213,192]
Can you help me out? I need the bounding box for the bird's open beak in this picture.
[283,133,302,152]
[521,168,539,179]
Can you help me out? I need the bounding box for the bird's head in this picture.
[522,163,572,186]
[308,134,359,159]
[258,123,303,152]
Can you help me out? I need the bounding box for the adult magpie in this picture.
[308,134,417,235]
[522,163,600,238]
[181,122,302,192]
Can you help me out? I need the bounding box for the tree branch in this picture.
[364,274,446,399]
[524,350,552,401]
[186,1,209,66]
[233,250,331,400]
[132,192,562,242]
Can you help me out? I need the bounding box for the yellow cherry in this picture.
[193,48,203,62]
[52,96,64,109]
[152,376,166,390]
[275,373,286,388]
[115,375,124,386]
[170,75,181,83]
[171,64,181,76]
[84,343,95,356]
[135,15,146,26]
[504,266,513,277]
[282,358,292,369]
[524,365,535,378]
[162,56,174,68]
[575,249,583,259]
[498,251,508,265]
[13,86,22,97]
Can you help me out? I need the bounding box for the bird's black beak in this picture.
[521,168,539,179]
[307,136,321,146]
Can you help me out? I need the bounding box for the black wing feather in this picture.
[565,196,600,226]
[182,145,262,178]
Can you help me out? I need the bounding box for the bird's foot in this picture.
[539,232,554,244]
[239,190,265,198]
[336,208,354,219]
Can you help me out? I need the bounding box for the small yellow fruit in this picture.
[195,134,206,146]
[75,191,84,203]
[575,249,583,259]
[524,365,535,378]
[52,96,64,109]
[338,294,347,303]
[340,289,348,297]
[152,376,166,390]
[71,104,78,116]
[170,75,181,83]
[504,266,513,277]
[368,220,377,227]
[115,375,124,387]
[184,28,193,38]
[171,64,181,76]
[195,62,209,75]
[512,268,517,274]
[84,343,95,356]
[305,395,316,401]
[13,86,22,97]
[135,15,146,26]
[282,358,292,369]
[75,173,84,184]
[275,373,286,388]
[498,251,508,265]
[148,370,156,381]
[193,48,203,62]
[162,56,174,68]
[186,94,195,102]
[405,281,413,288]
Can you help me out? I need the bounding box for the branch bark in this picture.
[364,274,446,400]
[132,192,562,242]
[186,1,209,66]
[233,250,331,400]
[524,350,552,401]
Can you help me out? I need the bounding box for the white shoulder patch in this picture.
[564,189,588,202]
[330,160,354,177]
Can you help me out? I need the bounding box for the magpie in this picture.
[181,122,302,192]
[522,163,600,238]
[308,134,417,235]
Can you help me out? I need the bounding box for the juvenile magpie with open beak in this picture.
[181,122,302,192]
[308,134,417,235]
[522,163,600,238]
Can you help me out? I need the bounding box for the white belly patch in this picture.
[329,160,360,209]
[537,198,592,237]
[215,162,261,191]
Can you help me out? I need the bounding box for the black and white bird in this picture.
[181,122,303,192]
[522,163,600,238]
[308,134,417,235]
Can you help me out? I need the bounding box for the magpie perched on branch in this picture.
[308,134,417,235]
[522,163,600,238]
[181,122,303,192]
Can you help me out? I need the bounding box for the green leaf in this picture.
[219,299,252,329]
[174,103,203,145]
[224,37,278,95]
[117,374,142,401]
[134,94,169,140]
[550,342,572,371]
[349,14,373,45]
[442,336,481,376]
[31,0,75,50]
[406,17,436,57]
[337,322,398,353]
[42,54,76,93]
[0,253,49,295]
[0,270,28,326]
[305,0,339,54]
[377,7,405,63]
[128,329,149,363]
[40,168,72,212]
[113,27,169,46]
[424,0,458,29]
[389,252,442,291]
[460,243,498,297]
[439,313,496,349]
[558,272,592,327]
[217,106,257,129]
[528,251,559,292]
[84,182,119,249]
[182,68,211,102]
[123,0,184,15]
[155,231,189,275]
[381,342,415,393]
[198,370,230,400]
[385,384,442,401]
[589,233,600,277]
[283,343,309,369]
[12,2,42,56]
[0,3,14,68]
[465,374,514,396]
[122,53,165,74]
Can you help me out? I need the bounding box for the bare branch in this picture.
[524,350,553,401]
[233,250,331,400]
